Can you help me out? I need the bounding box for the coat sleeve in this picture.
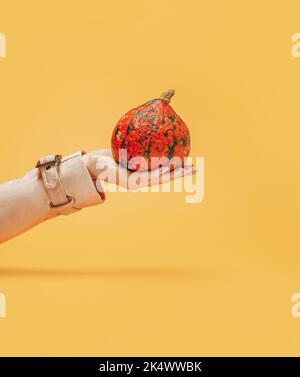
[0,152,105,244]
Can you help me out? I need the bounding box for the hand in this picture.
[84,149,196,190]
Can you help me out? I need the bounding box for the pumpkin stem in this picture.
[160,89,175,103]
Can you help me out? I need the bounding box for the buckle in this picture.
[35,155,62,169]
[49,196,73,208]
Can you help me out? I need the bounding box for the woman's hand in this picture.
[84,149,196,190]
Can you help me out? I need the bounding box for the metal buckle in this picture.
[49,196,73,208]
[35,155,62,169]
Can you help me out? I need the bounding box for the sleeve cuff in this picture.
[37,151,105,216]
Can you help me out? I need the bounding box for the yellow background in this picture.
[0,0,300,356]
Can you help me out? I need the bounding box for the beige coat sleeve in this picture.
[0,152,105,244]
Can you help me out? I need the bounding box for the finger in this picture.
[105,164,197,189]
[126,169,151,190]
[172,165,196,179]
[133,165,196,187]
[159,165,195,184]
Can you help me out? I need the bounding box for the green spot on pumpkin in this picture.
[168,136,178,159]
[144,140,152,159]
[168,115,176,123]
[126,124,134,135]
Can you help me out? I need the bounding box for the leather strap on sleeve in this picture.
[36,151,104,215]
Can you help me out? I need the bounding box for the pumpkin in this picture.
[111,90,190,171]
